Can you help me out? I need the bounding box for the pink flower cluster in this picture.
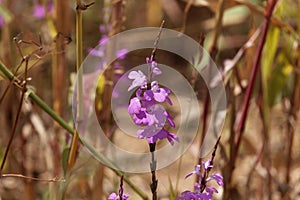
[127,58,178,145]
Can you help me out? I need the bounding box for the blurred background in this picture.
[0,0,299,199]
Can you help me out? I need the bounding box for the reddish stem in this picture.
[235,0,278,154]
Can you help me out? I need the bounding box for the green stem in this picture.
[66,0,84,173]
[0,60,14,80]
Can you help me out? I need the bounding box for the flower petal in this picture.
[207,173,224,186]
[128,97,141,114]
[206,186,218,194]
[108,192,119,200]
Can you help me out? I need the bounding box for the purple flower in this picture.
[99,35,109,45]
[128,70,147,91]
[128,97,141,114]
[207,173,224,186]
[146,81,172,103]
[130,90,177,144]
[146,57,161,76]
[177,160,223,200]
[88,47,105,57]
[108,176,130,200]
[33,2,54,19]
[33,4,45,19]
[108,192,129,200]
[128,86,174,126]
[127,58,178,145]
[203,159,213,171]
[117,49,128,60]
[99,24,106,33]
[185,164,202,179]
[177,189,213,200]
[88,35,109,57]
[144,129,179,145]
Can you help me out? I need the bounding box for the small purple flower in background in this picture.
[177,159,223,200]
[128,58,178,145]
[33,2,54,19]
[117,49,128,60]
[88,35,109,58]
[99,35,109,45]
[99,24,106,33]
[33,4,45,19]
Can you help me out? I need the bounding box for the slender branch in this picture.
[235,0,278,154]
[234,0,299,40]
[285,39,300,193]
[209,0,225,58]
[76,0,84,120]
[1,174,65,182]
[229,1,278,193]
[180,0,193,33]
[257,75,272,200]
[0,79,13,105]
[0,70,26,174]
[149,143,157,200]
[150,20,165,62]
[93,1,124,199]
[119,176,124,200]
[223,27,261,83]
[148,20,165,84]
[200,137,221,192]
[68,0,95,173]
[0,47,30,174]
[191,34,205,89]
[197,0,225,182]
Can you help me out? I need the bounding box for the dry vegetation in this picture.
[0,0,299,199]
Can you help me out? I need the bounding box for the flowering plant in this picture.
[127,57,178,145]
[177,159,223,200]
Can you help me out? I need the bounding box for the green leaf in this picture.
[268,52,293,106]
[95,74,105,111]
[169,176,176,200]
[263,26,280,108]
[262,26,280,83]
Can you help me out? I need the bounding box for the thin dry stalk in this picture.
[93,1,125,199]
[197,0,225,183]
